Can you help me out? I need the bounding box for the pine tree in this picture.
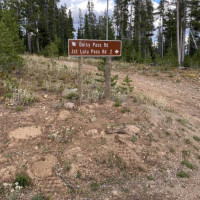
[97,11,115,40]
[77,9,84,39]
[0,9,24,71]
[144,51,152,65]
[67,9,75,39]
[114,0,129,39]
[84,13,90,39]
[163,8,177,55]
[87,1,97,39]
[188,0,200,58]
[156,0,166,57]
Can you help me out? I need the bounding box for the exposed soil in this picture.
[0,56,200,200]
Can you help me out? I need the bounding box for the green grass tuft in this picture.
[193,136,200,142]
[32,193,47,200]
[90,182,100,191]
[181,160,195,170]
[14,173,31,188]
[177,171,190,178]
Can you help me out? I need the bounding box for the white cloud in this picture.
[60,0,160,39]
[60,0,114,36]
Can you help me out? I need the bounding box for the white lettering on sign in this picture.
[68,39,122,57]
[92,43,102,48]
[79,42,91,48]
[102,49,107,54]
[80,49,89,54]
[91,49,100,54]
[72,49,78,54]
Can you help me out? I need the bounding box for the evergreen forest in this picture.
[0,0,200,71]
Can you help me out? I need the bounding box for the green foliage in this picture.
[181,160,195,170]
[111,75,119,87]
[43,41,59,57]
[121,107,130,113]
[163,48,178,67]
[0,19,23,71]
[147,175,155,181]
[144,51,152,65]
[114,99,122,107]
[136,50,143,64]
[64,160,71,172]
[66,92,79,100]
[177,171,190,178]
[16,106,24,112]
[76,171,82,179]
[0,8,24,71]
[121,41,136,62]
[120,75,134,95]
[4,77,37,106]
[13,174,31,188]
[154,54,162,65]
[32,193,48,200]
[95,63,105,84]
[90,182,100,191]
[0,10,24,53]
[54,36,65,56]
[5,75,19,92]
[131,136,137,143]
[184,55,191,68]
[193,136,200,142]
[84,14,90,39]
[95,62,118,87]
[191,49,200,68]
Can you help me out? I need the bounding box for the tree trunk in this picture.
[180,25,183,65]
[161,15,164,58]
[138,0,141,50]
[36,36,40,53]
[177,0,181,66]
[27,32,32,53]
[181,26,185,66]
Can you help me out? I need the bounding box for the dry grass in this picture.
[0,55,200,199]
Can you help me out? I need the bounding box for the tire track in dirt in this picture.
[80,63,200,125]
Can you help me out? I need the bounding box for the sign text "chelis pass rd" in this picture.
[68,39,122,57]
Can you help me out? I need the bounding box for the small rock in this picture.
[62,88,78,97]
[64,102,75,109]
[58,110,70,120]
[90,116,96,123]
[174,99,183,104]
[44,95,48,99]
[126,125,140,135]
[35,146,39,150]
[87,129,98,136]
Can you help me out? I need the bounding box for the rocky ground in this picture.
[0,55,200,200]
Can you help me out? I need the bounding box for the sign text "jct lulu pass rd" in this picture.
[68,39,122,57]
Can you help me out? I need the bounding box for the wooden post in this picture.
[78,56,83,105]
[105,57,111,100]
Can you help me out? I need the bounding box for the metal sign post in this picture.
[105,0,111,100]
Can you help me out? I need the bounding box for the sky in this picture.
[59,0,160,39]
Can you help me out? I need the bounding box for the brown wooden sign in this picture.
[68,39,122,57]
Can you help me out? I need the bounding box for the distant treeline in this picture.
[0,0,200,69]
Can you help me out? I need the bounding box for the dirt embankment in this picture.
[0,56,200,200]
